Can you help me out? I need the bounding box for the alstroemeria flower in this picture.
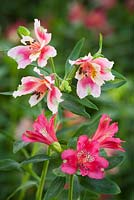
[92,114,125,152]
[7,19,57,69]
[69,53,114,98]
[22,113,58,145]
[13,70,63,114]
[61,135,109,179]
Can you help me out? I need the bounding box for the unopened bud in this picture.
[51,142,62,153]
[60,80,72,93]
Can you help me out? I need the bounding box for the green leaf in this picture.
[102,70,127,91]
[61,93,90,118]
[74,114,101,137]
[102,80,126,90]
[93,33,103,58]
[107,154,125,170]
[0,159,20,171]
[73,175,81,200]
[80,189,99,200]
[0,91,13,95]
[21,154,51,166]
[67,137,77,149]
[53,167,66,177]
[13,140,29,153]
[76,97,98,110]
[7,181,37,200]
[43,177,66,200]
[65,38,85,75]
[79,176,121,194]
[112,69,126,80]
[17,26,30,37]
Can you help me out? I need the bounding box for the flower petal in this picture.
[8,46,31,69]
[21,36,34,45]
[92,57,115,81]
[93,114,115,140]
[86,156,109,179]
[61,149,77,175]
[47,86,63,114]
[77,77,101,99]
[77,135,89,151]
[92,114,125,152]
[34,19,51,46]
[69,53,92,66]
[38,45,57,67]
[22,130,51,144]
[93,57,114,69]
[28,92,45,107]
[13,76,41,97]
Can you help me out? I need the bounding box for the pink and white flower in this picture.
[7,19,57,69]
[92,114,125,152]
[61,135,109,179]
[13,70,63,114]
[22,113,58,145]
[69,53,114,98]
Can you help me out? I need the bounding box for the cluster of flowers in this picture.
[8,19,124,179]
[22,112,124,179]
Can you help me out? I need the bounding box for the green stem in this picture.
[36,147,50,200]
[50,57,56,74]
[64,65,78,82]
[19,143,39,200]
[68,175,74,200]
[50,57,58,86]
[18,173,30,200]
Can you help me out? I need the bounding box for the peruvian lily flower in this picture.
[22,113,61,152]
[7,19,57,69]
[13,69,63,114]
[69,53,114,98]
[91,114,125,152]
[61,135,109,179]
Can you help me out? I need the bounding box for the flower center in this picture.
[77,150,95,165]
[24,39,41,54]
[79,62,97,79]
[29,41,41,52]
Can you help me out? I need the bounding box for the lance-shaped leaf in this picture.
[43,177,66,200]
[61,99,90,118]
[53,167,66,177]
[7,181,37,200]
[80,189,99,200]
[65,38,85,75]
[0,91,13,95]
[20,154,51,166]
[102,69,127,91]
[0,159,21,171]
[93,33,104,58]
[79,176,121,194]
[107,154,125,170]
[13,140,29,153]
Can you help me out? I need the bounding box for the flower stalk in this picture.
[50,57,58,86]
[68,175,74,200]
[36,147,50,200]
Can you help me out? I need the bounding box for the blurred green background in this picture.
[0,0,133,199]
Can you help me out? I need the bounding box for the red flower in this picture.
[61,135,109,179]
[92,114,125,152]
[22,113,57,145]
[61,114,125,179]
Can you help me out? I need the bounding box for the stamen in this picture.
[77,150,95,164]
